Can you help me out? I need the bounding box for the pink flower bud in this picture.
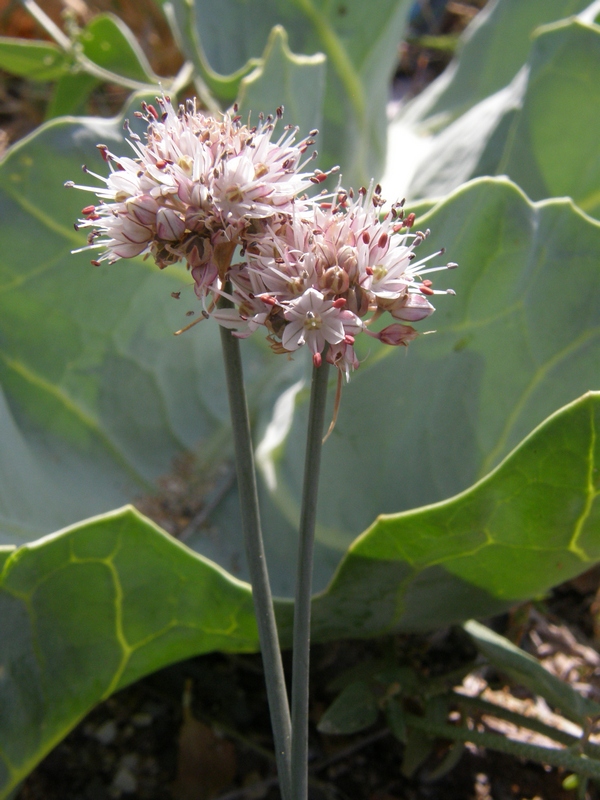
[375,323,418,346]
[156,208,186,241]
[390,293,435,322]
[319,265,350,295]
[127,195,159,227]
[118,218,154,244]
[337,245,359,280]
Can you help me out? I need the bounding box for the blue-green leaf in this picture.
[0,38,69,81]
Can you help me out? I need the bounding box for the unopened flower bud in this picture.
[390,293,435,322]
[178,180,209,208]
[127,195,158,227]
[319,265,350,295]
[375,323,418,346]
[337,245,359,281]
[185,207,207,232]
[156,207,186,241]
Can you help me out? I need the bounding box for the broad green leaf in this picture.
[396,16,600,215]
[78,13,158,83]
[162,0,261,102]
[45,71,99,119]
[0,507,256,798]
[167,0,412,185]
[0,548,13,571]
[300,391,600,638]
[0,38,69,81]
[259,178,600,595]
[1,391,599,795]
[464,620,600,724]
[236,26,325,135]
[317,680,379,734]
[400,0,591,131]
[383,67,528,202]
[496,18,600,217]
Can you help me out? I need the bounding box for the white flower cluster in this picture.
[68,96,455,379]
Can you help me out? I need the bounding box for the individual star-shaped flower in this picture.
[282,288,362,367]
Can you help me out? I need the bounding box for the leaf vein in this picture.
[480,326,600,475]
[0,352,152,490]
[568,399,598,560]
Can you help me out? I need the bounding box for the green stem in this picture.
[219,327,292,800]
[291,357,331,800]
[405,712,600,780]
[453,694,600,758]
[24,0,192,94]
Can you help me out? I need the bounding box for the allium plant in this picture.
[68,96,455,800]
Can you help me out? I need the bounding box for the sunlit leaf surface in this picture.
[399,0,591,130]
[258,179,600,589]
[0,38,69,81]
[236,25,325,136]
[386,2,600,215]
[168,0,412,185]
[79,13,158,83]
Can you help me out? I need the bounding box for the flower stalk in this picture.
[219,324,292,800]
[291,355,331,800]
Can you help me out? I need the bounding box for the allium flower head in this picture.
[229,183,456,376]
[66,96,327,294]
[69,97,455,381]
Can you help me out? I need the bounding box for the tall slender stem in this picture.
[219,327,292,800]
[291,358,331,800]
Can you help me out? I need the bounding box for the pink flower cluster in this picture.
[68,97,455,379]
